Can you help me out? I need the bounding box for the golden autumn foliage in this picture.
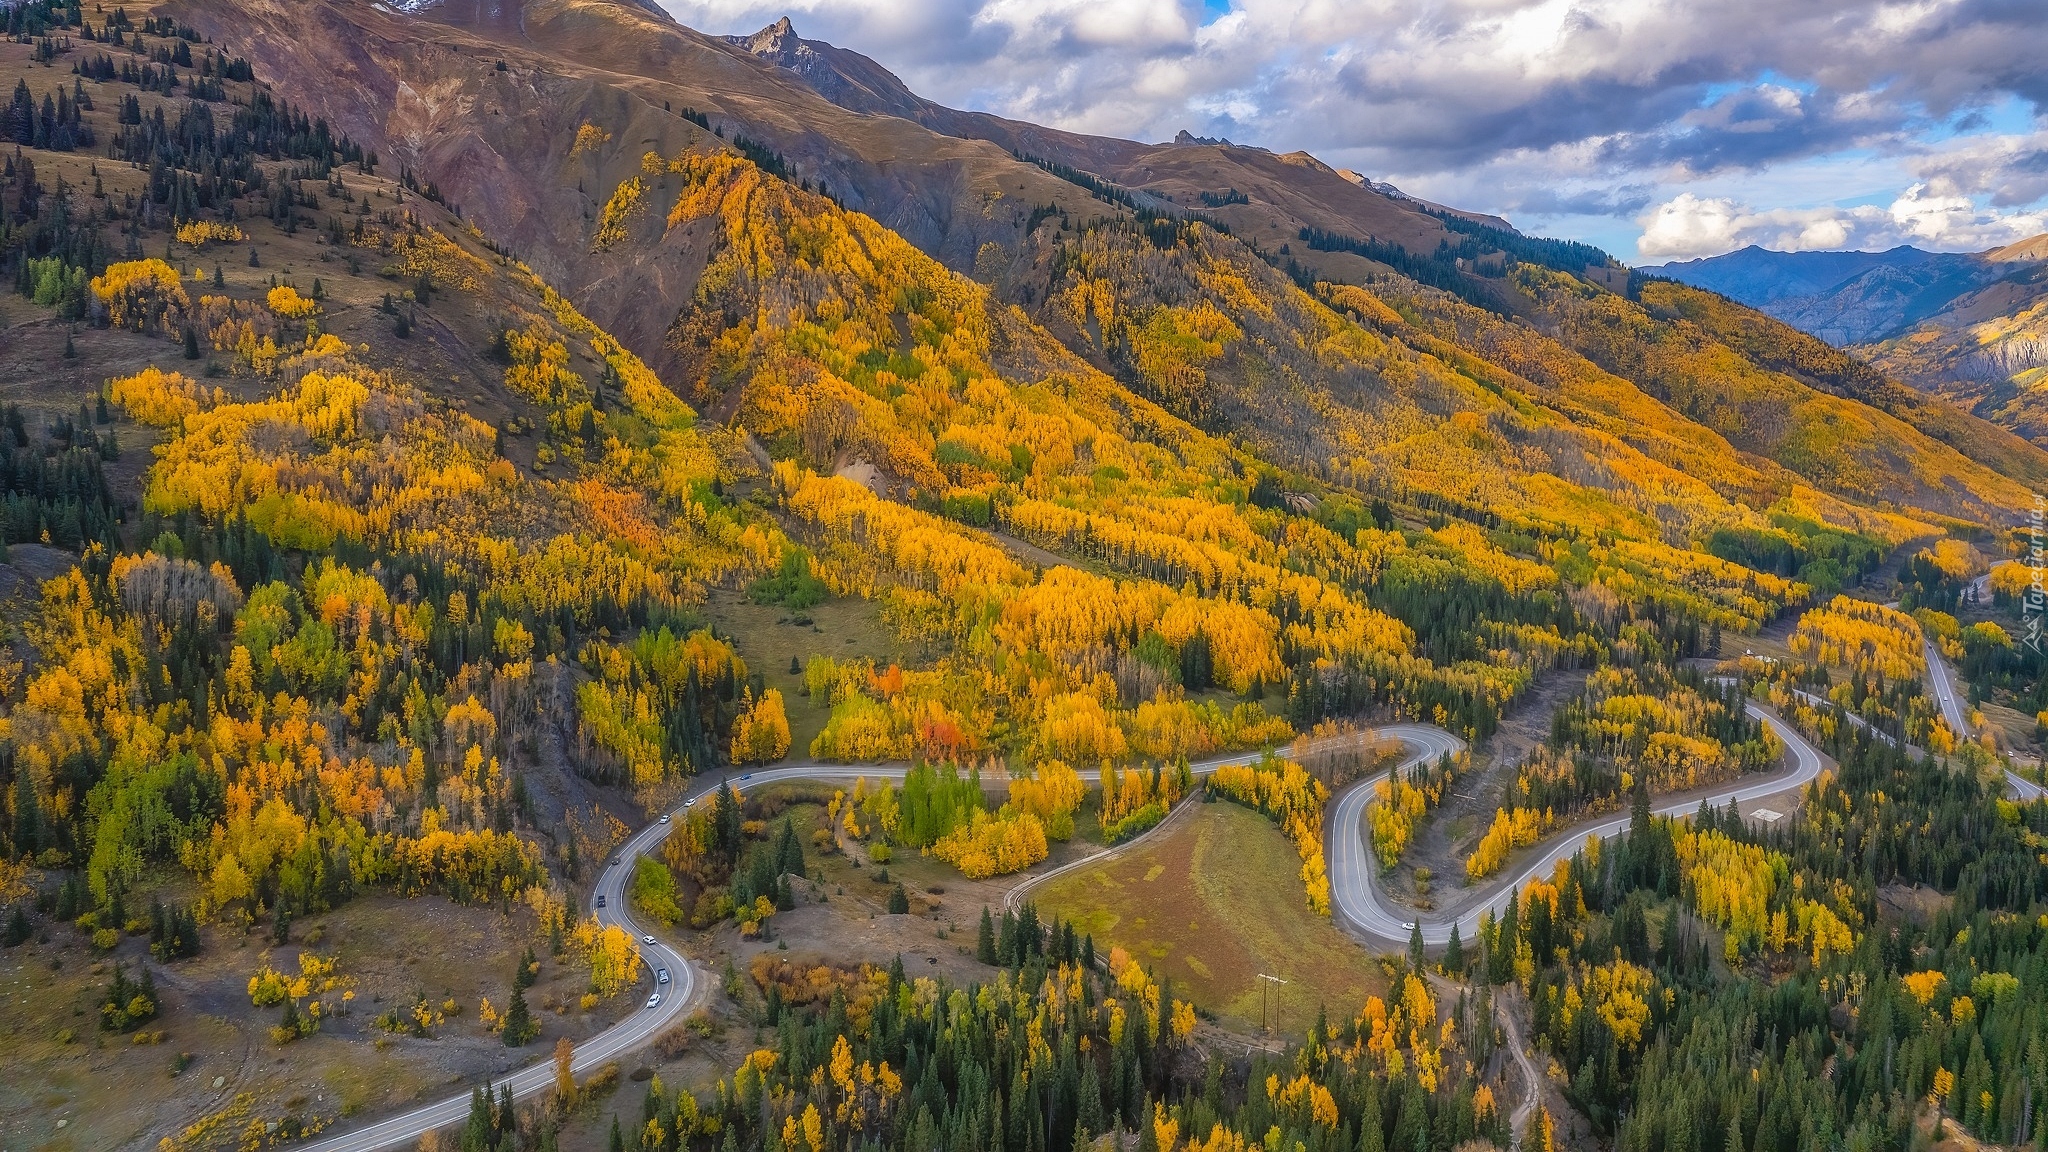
[730,689,792,765]
[1,205,791,970]
[1007,759,1085,840]
[1674,826,1860,964]
[91,258,189,333]
[595,175,647,250]
[1467,806,1547,881]
[504,323,587,407]
[1790,595,1925,679]
[1506,662,1774,831]
[30,73,2037,1112]
[571,121,611,155]
[928,809,1048,878]
[1098,758,1189,842]
[175,219,245,247]
[572,916,642,995]
[106,366,225,426]
[266,285,317,319]
[1678,829,1783,959]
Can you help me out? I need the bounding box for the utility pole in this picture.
[1258,973,1287,1033]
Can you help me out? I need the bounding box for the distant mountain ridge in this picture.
[1645,240,2048,345]
[1648,245,1942,305]
[709,15,1485,261]
[1646,240,2048,448]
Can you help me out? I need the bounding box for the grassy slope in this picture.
[1034,801,1381,1036]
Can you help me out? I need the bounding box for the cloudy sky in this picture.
[658,0,2048,263]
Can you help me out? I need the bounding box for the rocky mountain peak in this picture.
[729,15,803,62]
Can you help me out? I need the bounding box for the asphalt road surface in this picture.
[290,732,1397,1150]
[287,682,1944,1149]
[1326,704,1825,947]
[1922,637,2045,801]
[293,805,699,1152]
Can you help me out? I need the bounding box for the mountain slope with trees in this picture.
[0,1,2044,1147]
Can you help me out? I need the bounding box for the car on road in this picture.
[609,856,619,866]
[660,814,671,824]
[594,895,606,908]
[643,934,656,945]
[741,773,752,781]
[684,798,696,808]
[646,993,661,1009]
[657,968,670,984]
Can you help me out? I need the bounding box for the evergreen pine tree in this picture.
[1357,1084,1385,1152]
[888,883,910,914]
[1394,1076,1429,1152]
[1627,778,1654,888]
[997,909,1018,963]
[776,817,804,878]
[504,982,536,1046]
[978,906,998,964]
[1408,921,1426,974]
[1018,902,1041,957]
[1444,922,1465,976]
[3,903,30,947]
[461,1086,492,1152]
[1078,1055,1107,1140]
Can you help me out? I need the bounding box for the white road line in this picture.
[296,672,2000,1147]
[1324,705,1824,946]
[1921,637,2044,802]
[290,739,1340,1149]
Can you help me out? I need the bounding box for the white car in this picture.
[646,993,661,1009]
[685,798,696,809]
[657,968,670,984]
[660,814,671,824]
[643,934,656,945]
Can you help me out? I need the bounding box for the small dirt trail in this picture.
[1395,667,1589,901]
[1427,974,1540,1150]
[1495,989,1542,1148]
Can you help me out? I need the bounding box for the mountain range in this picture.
[145,0,2041,525]
[5,0,2048,1145]
[1648,238,2048,444]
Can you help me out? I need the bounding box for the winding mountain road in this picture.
[1325,704,1825,947]
[290,735,1394,1150]
[1924,637,2044,801]
[294,809,702,1152]
[293,694,1849,1150]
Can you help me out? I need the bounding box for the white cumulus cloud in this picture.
[659,0,2048,258]
[1636,183,2048,260]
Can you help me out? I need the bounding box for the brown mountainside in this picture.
[155,0,2048,532]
